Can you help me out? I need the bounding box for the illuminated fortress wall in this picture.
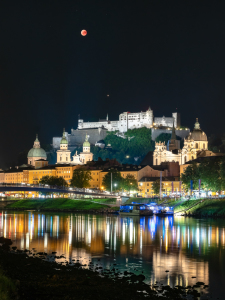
[77,109,180,133]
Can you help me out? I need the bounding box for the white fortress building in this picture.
[78,108,180,132]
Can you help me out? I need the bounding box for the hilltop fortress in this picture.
[78,107,180,132]
[52,108,190,149]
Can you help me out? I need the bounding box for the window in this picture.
[191,156,194,160]
[203,143,205,149]
[60,157,62,161]
[147,189,149,192]
[66,157,68,161]
[184,156,187,163]
[195,143,198,148]
[147,183,149,186]
[156,159,158,165]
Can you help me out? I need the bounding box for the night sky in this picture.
[0,0,225,167]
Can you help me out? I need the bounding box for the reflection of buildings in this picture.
[3,212,225,286]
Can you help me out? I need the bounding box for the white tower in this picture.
[57,129,71,164]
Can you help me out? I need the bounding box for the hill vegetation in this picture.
[92,128,184,164]
[92,128,155,164]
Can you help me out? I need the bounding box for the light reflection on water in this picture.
[1,211,225,297]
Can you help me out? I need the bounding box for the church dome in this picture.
[83,141,90,147]
[27,148,47,158]
[27,134,47,158]
[188,118,207,141]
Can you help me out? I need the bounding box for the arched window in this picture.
[60,157,62,161]
[156,159,158,165]
[191,156,194,160]
[66,157,68,161]
[184,156,187,163]
[30,160,32,164]
[195,143,198,148]
[203,143,205,149]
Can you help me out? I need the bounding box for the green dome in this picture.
[61,137,68,144]
[27,148,47,158]
[83,141,90,147]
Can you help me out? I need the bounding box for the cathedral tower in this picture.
[57,129,71,164]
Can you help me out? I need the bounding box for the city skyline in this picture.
[1,1,225,166]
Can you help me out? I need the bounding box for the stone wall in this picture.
[151,128,190,141]
[52,128,108,149]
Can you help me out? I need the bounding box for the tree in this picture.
[123,174,138,193]
[181,163,200,191]
[102,169,124,192]
[70,168,92,188]
[198,159,221,192]
[39,175,68,187]
[152,180,160,195]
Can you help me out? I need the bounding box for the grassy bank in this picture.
[174,198,225,217]
[5,198,119,212]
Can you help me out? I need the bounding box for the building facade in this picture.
[56,129,71,164]
[72,134,93,165]
[153,118,209,166]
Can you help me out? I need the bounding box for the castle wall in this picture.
[78,120,110,130]
[151,128,190,141]
[52,128,108,150]
[76,110,181,133]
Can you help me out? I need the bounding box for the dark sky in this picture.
[0,0,225,167]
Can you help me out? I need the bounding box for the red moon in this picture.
[81,30,87,36]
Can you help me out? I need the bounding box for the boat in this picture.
[154,206,174,216]
[119,204,153,216]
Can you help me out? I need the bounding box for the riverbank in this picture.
[0,237,203,300]
[174,198,225,217]
[4,198,119,213]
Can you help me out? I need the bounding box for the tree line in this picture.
[181,157,225,192]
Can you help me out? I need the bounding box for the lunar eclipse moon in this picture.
[81,30,87,36]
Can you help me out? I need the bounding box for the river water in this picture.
[1,211,225,298]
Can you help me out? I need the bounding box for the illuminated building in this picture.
[77,108,180,132]
[56,129,71,164]
[72,134,93,165]
[153,118,210,166]
[138,177,181,197]
[27,135,47,166]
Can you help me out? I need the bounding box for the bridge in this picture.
[0,183,118,199]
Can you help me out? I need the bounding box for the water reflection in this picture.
[1,211,225,296]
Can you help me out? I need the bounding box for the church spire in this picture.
[194,118,200,130]
[171,119,176,140]
[33,134,40,148]
[60,128,68,145]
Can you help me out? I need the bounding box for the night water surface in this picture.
[1,211,225,298]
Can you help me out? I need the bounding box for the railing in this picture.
[0,183,113,195]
